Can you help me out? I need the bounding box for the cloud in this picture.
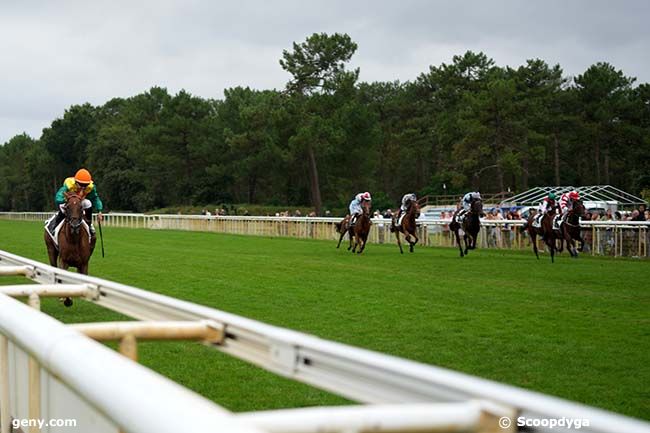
[1,0,648,144]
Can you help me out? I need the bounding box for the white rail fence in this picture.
[1,212,648,257]
[1,250,649,433]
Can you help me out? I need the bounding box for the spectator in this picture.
[325,210,331,217]
[604,209,613,220]
[294,209,302,217]
[614,211,622,220]
[632,204,647,221]
[308,211,317,217]
[383,209,393,219]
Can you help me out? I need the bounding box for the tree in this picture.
[280,32,360,215]
[574,63,635,184]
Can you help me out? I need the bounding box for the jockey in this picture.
[349,192,371,225]
[560,190,580,222]
[396,193,417,224]
[48,168,104,237]
[559,190,580,223]
[457,191,481,219]
[536,192,557,219]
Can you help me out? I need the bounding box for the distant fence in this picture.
[1,212,648,258]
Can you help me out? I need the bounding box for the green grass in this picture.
[1,220,649,419]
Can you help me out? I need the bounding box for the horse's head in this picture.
[362,200,372,214]
[572,200,585,218]
[471,199,484,217]
[412,201,421,218]
[64,192,84,234]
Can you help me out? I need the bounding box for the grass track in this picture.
[0,220,648,418]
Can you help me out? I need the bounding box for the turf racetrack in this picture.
[0,220,648,419]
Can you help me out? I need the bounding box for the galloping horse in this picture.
[449,199,484,258]
[335,215,351,249]
[45,192,95,274]
[349,205,372,254]
[558,200,586,258]
[526,209,559,262]
[391,199,420,253]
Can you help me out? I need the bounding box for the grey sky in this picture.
[1,0,649,144]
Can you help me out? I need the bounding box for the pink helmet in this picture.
[569,191,579,200]
[361,192,372,201]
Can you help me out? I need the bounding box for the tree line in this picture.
[1,33,648,214]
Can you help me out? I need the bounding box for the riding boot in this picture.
[47,210,65,235]
[84,208,96,238]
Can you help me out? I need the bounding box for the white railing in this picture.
[1,212,648,257]
[1,250,649,433]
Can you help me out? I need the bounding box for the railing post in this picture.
[0,334,10,433]
[27,293,41,433]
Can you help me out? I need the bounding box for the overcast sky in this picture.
[1,0,649,144]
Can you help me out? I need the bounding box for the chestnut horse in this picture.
[526,209,559,262]
[45,192,95,274]
[391,199,420,253]
[558,200,586,258]
[350,205,372,254]
[449,199,484,258]
[335,215,351,249]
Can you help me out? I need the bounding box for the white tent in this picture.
[500,185,647,207]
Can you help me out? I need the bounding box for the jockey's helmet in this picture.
[361,192,372,201]
[548,192,556,200]
[75,168,92,184]
[569,191,579,201]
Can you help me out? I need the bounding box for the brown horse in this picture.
[350,205,372,254]
[45,192,95,275]
[558,200,586,258]
[391,200,420,253]
[449,199,484,258]
[526,209,559,262]
[335,215,351,249]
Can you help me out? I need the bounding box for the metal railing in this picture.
[1,212,648,257]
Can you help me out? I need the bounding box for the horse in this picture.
[557,200,586,258]
[526,209,560,262]
[449,199,484,258]
[335,215,351,249]
[45,192,95,304]
[349,205,372,254]
[391,199,420,253]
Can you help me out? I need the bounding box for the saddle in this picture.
[532,213,544,228]
[553,215,562,230]
[44,215,91,249]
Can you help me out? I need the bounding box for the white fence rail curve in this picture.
[1,249,649,433]
[1,212,649,257]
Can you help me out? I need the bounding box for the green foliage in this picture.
[1,39,649,212]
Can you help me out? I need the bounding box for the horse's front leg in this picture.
[409,231,418,253]
[395,231,404,254]
[463,234,470,255]
[358,234,368,254]
[347,229,354,251]
[337,230,345,248]
[578,234,586,252]
[453,228,464,257]
[530,231,539,259]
